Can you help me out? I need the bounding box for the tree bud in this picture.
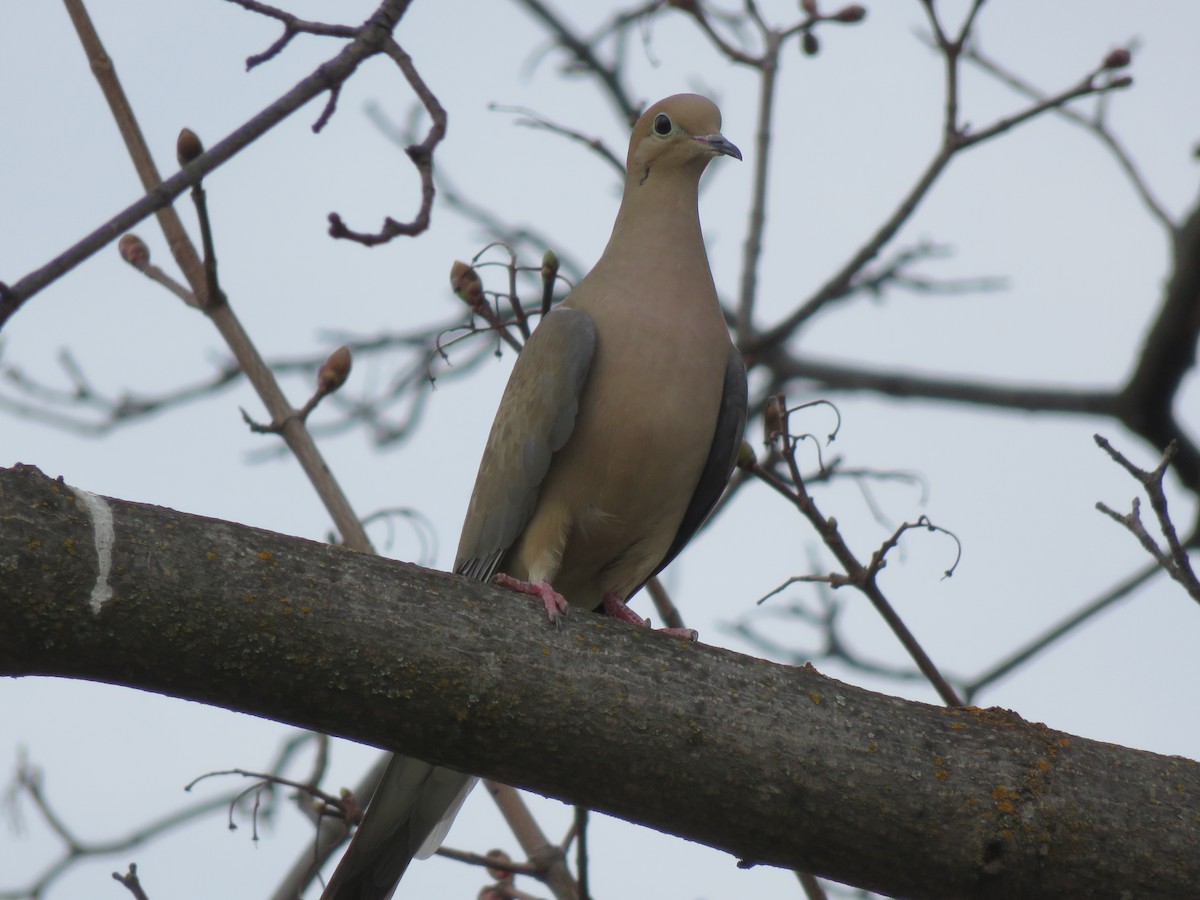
[832,4,866,23]
[177,128,204,166]
[541,249,559,286]
[118,233,150,268]
[450,260,486,311]
[317,345,352,394]
[1102,48,1131,70]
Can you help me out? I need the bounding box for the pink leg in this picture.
[492,573,569,624]
[601,592,698,641]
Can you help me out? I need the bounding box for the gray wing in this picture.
[455,307,597,581]
[647,345,747,583]
[322,313,596,898]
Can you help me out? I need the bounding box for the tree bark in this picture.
[1,463,1196,899]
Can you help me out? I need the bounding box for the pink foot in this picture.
[601,592,698,641]
[492,574,569,624]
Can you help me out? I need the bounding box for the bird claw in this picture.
[601,593,698,641]
[492,574,569,625]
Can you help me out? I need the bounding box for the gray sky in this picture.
[3,2,1199,898]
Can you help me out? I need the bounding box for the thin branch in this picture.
[962,562,1163,702]
[365,101,586,281]
[492,103,625,174]
[484,781,578,900]
[512,0,638,121]
[962,42,1174,233]
[223,0,357,68]
[957,70,1133,150]
[747,396,964,706]
[1,0,412,329]
[735,27,782,337]
[327,33,447,244]
[1094,435,1200,602]
[111,864,151,900]
[747,23,1135,352]
[3,747,298,900]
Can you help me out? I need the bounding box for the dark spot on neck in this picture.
[638,164,651,186]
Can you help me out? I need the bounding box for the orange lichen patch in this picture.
[949,722,967,729]
[258,550,273,561]
[1037,758,1051,773]
[808,691,822,705]
[1058,738,1071,748]
[991,785,1017,814]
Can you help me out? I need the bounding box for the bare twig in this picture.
[0,0,417,329]
[365,102,586,282]
[962,562,1163,702]
[490,104,625,175]
[513,0,638,121]
[3,737,317,899]
[483,781,578,900]
[223,0,357,68]
[748,396,964,706]
[326,34,447,244]
[112,864,151,900]
[645,575,689,631]
[1094,435,1200,602]
[961,41,1174,233]
[747,17,1134,351]
[796,868,830,900]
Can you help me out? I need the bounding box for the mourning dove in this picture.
[321,93,746,900]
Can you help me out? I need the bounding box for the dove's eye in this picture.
[653,113,672,136]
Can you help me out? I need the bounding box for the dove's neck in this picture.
[598,167,707,275]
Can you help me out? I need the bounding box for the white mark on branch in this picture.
[73,486,115,613]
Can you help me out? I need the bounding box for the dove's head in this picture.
[626,94,742,180]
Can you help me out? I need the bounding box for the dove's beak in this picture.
[698,133,742,161]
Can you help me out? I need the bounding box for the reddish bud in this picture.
[484,849,513,882]
[177,128,204,166]
[801,30,820,56]
[1102,47,1131,70]
[831,4,866,23]
[317,346,352,394]
[450,260,486,311]
[801,0,818,15]
[118,233,150,268]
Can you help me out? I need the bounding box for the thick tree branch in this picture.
[1115,193,1200,490]
[2,464,1198,900]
